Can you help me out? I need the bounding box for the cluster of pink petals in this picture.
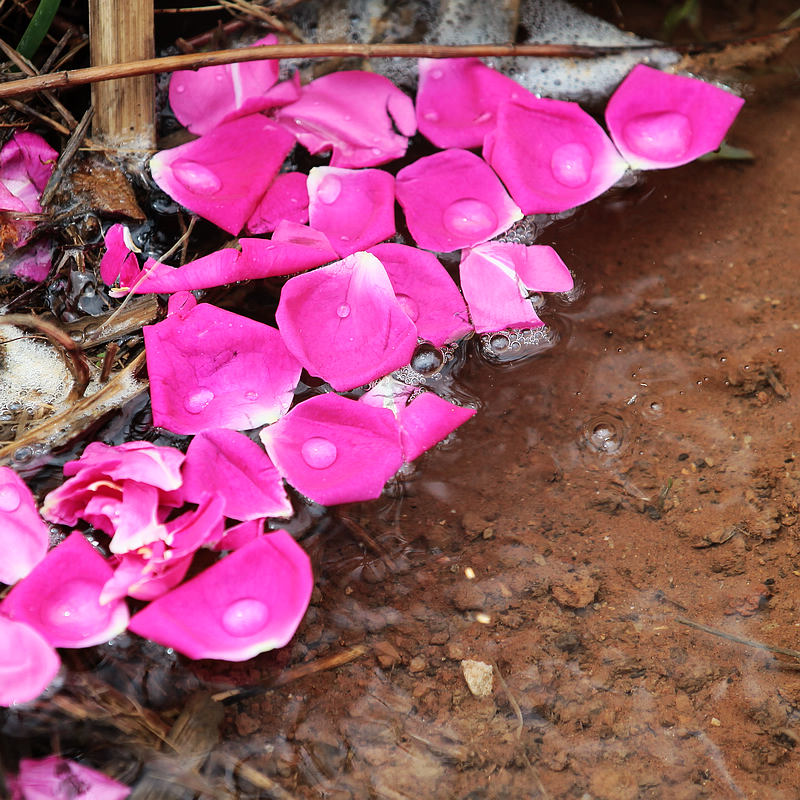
[8,756,130,799]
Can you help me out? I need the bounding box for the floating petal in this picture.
[260,393,403,505]
[129,248,240,294]
[128,532,312,661]
[605,64,745,169]
[247,171,309,233]
[275,70,416,168]
[483,96,627,214]
[0,466,49,585]
[397,391,476,462]
[0,618,60,706]
[395,149,522,252]
[276,251,418,391]
[11,757,130,800]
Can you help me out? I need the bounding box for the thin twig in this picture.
[676,615,800,661]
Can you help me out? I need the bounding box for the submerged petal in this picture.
[0,466,49,585]
[0,617,60,706]
[395,149,522,252]
[307,167,395,258]
[145,301,301,434]
[260,393,403,505]
[483,96,627,214]
[276,251,418,391]
[128,532,313,661]
[13,757,130,800]
[605,64,745,169]
[149,115,295,234]
[275,70,416,168]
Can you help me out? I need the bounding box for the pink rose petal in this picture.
[307,167,396,258]
[0,466,49,585]
[605,64,745,170]
[11,238,52,283]
[276,251,418,391]
[149,115,295,234]
[181,428,292,520]
[169,35,288,136]
[0,131,57,213]
[163,494,226,559]
[145,300,301,434]
[247,171,309,234]
[129,248,239,294]
[237,229,337,279]
[395,149,522,253]
[86,481,163,553]
[416,57,527,148]
[275,70,416,168]
[99,223,141,288]
[0,617,60,706]
[1,533,129,649]
[209,518,264,552]
[483,95,628,214]
[100,544,194,604]
[368,243,472,346]
[260,393,403,505]
[128,532,312,661]
[12,757,130,800]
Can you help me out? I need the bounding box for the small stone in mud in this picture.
[461,659,493,697]
[409,655,427,673]
[550,566,599,608]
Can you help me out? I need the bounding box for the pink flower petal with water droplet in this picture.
[181,429,292,520]
[145,301,301,435]
[395,149,522,253]
[276,251,418,391]
[605,64,745,170]
[0,466,49,585]
[128,532,312,661]
[209,518,264,552]
[368,243,472,346]
[483,96,627,214]
[0,131,57,213]
[99,223,140,288]
[260,393,403,505]
[247,171,309,234]
[275,70,416,168]
[1,533,129,649]
[13,757,130,800]
[150,115,295,234]
[416,58,527,148]
[307,167,395,258]
[169,35,283,135]
[0,617,60,706]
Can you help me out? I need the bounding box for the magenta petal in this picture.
[164,495,226,558]
[307,167,395,258]
[275,70,416,168]
[0,466,49,585]
[130,248,239,294]
[276,252,418,391]
[128,532,312,661]
[368,243,472,346]
[237,231,336,279]
[0,132,57,213]
[14,757,130,800]
[99,224,140,288]
[605,64,745,169]
[145,301,301,434]
[416,58,527,148]
[10,238,52,283]
[247,171,309,234]
[181,429,292,520]
[100,544,192,604]
[397,391,476,463]
[150,115,295,234]
[1,533,129,649]
[169,35,281,135]
[0,617,60,706]
[483,96,628,214]
[395,149,522,253]
[209,518,264,552]
[260,393,403,505]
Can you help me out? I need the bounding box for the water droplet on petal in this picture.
[244,390,259,401]
[301,436,337,469]
[316,174,342,204]
[336,303,351,319]
[623,111,692,161]
[431,69,443,79]
[411,343,444,376]
[396,293,419,321]
[0,484,20,512]
[45,579,110,633]
[184,388,215,414]
[172,161,222,194]
[221,598,269,637]
[550,142,593,188]
[442,198,498,239]
[423,110,439,122]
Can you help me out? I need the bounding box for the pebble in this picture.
[461,659,493,697]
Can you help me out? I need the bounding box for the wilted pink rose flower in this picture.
[416,57,526,148]
[483,95,628,215]
[260,392,403,505]
[247,171,309,233]
[169,35,296,136]
[275,70,417,167]
[605,64,745,170]
[8,756,130,800]
[276,251,418,391]
[145,293,302,434]
[0,616,60,706]
[128,532,313,661]
[98,223,141,289]
[0,465,49,585]
[307,166,396,258]
[395,148,522,252]
[1,533,129,649]
[150,115,295,234]
[460,242,573,333]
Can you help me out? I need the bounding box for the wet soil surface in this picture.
[187,55,800,800]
